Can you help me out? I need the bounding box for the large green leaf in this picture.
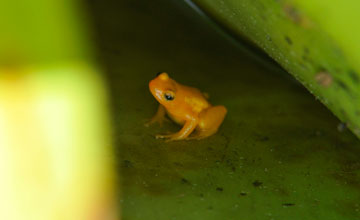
[89,0,360,219]
[191,0,360,139]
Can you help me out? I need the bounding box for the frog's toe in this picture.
[145,117,170,127]
[144,118,156,127]
[155,134,172,139]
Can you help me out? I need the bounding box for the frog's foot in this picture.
[155,133,188,142]
[156,119,199,142]
[145,116,169,127]
[186,129,218,140]
[156,134,178,142]
[145,105,168,127]
[155,133,173,139]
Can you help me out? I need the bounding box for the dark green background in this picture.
[89,0,360,219]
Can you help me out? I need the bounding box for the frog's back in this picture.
[178,84,211,113]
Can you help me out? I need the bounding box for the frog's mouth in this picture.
[153,88,163,101]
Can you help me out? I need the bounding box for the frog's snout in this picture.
[149,79,156,93]
[149,79,160,99]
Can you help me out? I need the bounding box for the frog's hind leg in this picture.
[190,105,227,140]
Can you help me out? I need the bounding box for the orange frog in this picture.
[146,72,227,141]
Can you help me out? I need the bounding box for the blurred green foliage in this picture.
[0,1,116,220]
[0,0,92,65]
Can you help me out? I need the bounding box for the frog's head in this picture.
[149,72,178,107]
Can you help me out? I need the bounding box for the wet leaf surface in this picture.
[89,0,360,219]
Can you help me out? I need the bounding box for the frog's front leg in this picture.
[145,104,169,127]
[156,118,198,141]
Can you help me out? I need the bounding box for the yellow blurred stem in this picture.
[0,64,117,220]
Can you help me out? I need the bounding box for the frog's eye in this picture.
[164,91,175,101]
